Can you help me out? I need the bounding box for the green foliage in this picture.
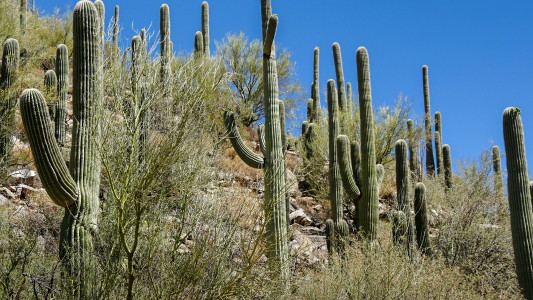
[216,32,303,126]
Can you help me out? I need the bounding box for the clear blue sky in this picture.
[38,0,533,174]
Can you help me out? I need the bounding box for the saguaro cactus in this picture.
[336,47,382,241]
[332,43,348,119]
[55,44,68,146]
[224,2,288,281]
[112,5,119,49]
[201,1,209,57]
[503,107,533,299]
[395,139,414,255]
[194,31,204,58]
[423,65,435,177]
[94,0,105,49]
[0,38,19,165]
[20,0,102,281]
[407,119,420,183]
[44,70,57,121]
[347,82,352,118]
[312,47,321,123]
[20,0,27,32]
[443,144,452,190]
[414,182,432,255]
[160,4,171,87]
[493,145,504,199]
[435,131,443,175]
[328,79,343,223]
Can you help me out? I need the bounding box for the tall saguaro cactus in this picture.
[414,182,432,255]
[435,131,443,175]
[332,43,348,118]
[347,82,352,119]
[443,144,452,190]
[395,139,414,255]
[55,44,68,146]
[503,107,533,300]
[312,47,321,123]
[201,1,209,57]
[0,38,19,166]
[224,0,288,282]
[423,65,435,178]
[493,145,504,199]
[112,5,119,49]
[407,119,420,183]
[160,4,171,87]
[327,79,343,223]
[20,0,102,283]
[336,47,383,241]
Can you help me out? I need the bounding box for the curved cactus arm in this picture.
[224,111,264,169]
[336,135,361,200]
[263,14,277,57]
[20,89,78,207]
[257,124,266,157]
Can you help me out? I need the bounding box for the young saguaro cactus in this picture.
[328,79,343,223]
[395,139,414,255]
[44,70,57,122]
[0,38,20,165]
[194,31,204,58]
[443,144,452,190]
[225,2,288,281]
[414,182,432,255]
[20,0,102,276]
[423,65,436,178]
[336,47,383,241]
[503,107,533,299]
[493,145,504,199]
[201,1,209,58]
[55,44,68,146]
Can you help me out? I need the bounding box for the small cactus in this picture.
[503,107,533,299]
[414,182,432,255]
[326,219,335,255]
[435,131,443,175]
[395,139,415,256]
[94,0,105,49]
[423,65,436,177]
[194,31,204,58]
[306,98,313,122]
[493,145,504,199]
[407,119,420,183]
[44,70,57,122]
[392,211,407,245]
[443,144,452,190]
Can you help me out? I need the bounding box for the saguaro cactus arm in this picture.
[414,182,432,255]
[336,135,361,200]
[194,31,204,57]
[20,89,78,207]
[201,1,209,57]
[423,65,435,177]
[224,111,264,169]
[55,44,68,146]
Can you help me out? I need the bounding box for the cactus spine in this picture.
[55,44,68,146]
[160,4,171,87]
[503,107,533,299]
[328,79,343,223]
[0,38,19,166]
[422,65,436,178]
[194,31,204,58]
[414,182,432,255]
[493,145,504,199]
[201,1,209,57]
[443,144,452,190]
[395,139,414,255]
[44,70,57,122]
[21,1,103,283]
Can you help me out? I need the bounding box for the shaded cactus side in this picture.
[44,70,57,122]
[443,144,452,190]
[55,44,68,146]
[493,145,504,199]
[201,1,210,57]
[0,38,20,166]
[423,65,435,177]
[414,182,432,255]
[503,107,533,300]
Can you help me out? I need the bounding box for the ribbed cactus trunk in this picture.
[435,131,443,176]
[357,47,379,240]
[194,31,204,58]
[20,1,102,296]
[423,65,435,178]
[112,5,119,49]
[395,139,414,256]
[20,0,27,33]
[0,38,19,167]
[306,98,313,122]
[503,107,533,300]
[160,4,171,90]
[332,43,349,129]
[328,79,343,223]
[312,47,321,123]
[55,44,68,146]
[94,0,105,49]
[407,119,420,183]
[493,145,504,200]
[201,1,209,58]
[347,82,352,119]
[443,144,452,190]
[414,182,432,255]
[44,70,57,122]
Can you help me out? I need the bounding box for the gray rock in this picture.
[289,209,313,226]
